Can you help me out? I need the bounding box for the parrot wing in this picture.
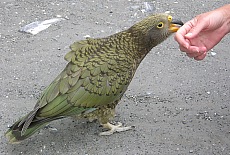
[19,37,135,132]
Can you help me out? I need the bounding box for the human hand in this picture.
[174,5,230,60]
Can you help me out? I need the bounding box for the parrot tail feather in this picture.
[5,116,64,144]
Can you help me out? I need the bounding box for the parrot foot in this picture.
[99,122,132,136]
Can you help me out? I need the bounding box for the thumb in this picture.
[185,18,207,39]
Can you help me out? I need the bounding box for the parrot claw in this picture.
[99,122,132,136]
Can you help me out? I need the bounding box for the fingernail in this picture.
[185,44,189,49]
[185,33,192,37]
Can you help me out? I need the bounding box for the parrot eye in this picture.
[157,22,164,28]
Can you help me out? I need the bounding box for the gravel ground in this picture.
[1,0,230,154]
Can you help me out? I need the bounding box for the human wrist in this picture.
[220,4,230,34]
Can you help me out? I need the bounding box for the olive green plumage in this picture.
[6,13,183,143]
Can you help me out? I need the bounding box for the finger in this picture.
[181,46,206,58]
[186,52,203,58]
[194,52,207,60]
[186,53,196,58]
[180,45,199,54]
[179,46,190,53]
[187,45,207,60]
[174,22,193,48]
[184,17,208,39]
[174,34,190,49]
[177,20,194,36]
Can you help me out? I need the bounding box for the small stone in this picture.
[211,52,216,56]
[182,120,187,124]
[83,35,91,38]
[165,11,171,14]
[146,91,152,95]
[48,127,58,132]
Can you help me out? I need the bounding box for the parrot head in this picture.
[129,13,183,48]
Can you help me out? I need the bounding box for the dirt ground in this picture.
[1,0,230,154]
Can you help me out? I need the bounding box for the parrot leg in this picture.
[99,122,132,136]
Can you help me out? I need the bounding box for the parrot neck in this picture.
[124,29,156,64]
[107,30,156,65]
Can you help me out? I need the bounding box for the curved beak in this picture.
[169,18,184,32]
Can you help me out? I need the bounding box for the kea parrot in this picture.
[6,13,183,143]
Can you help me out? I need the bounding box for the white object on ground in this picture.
[20,18,65,35]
